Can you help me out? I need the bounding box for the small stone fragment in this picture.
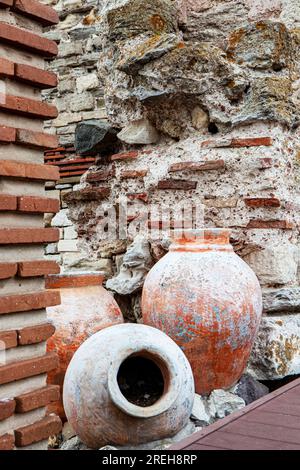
[208,389,245,419]
[117,119,159,144]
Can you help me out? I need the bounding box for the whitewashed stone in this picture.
[248,314,300,380]
[76,73,99,93]
[45,243,58,255]
[51,209,73,228]
[61,253,113,275]
[117,119,159,144]
[70,93,94,112]
[64,225,78,240]
[58,239,79,252]
[208,390,245,419]
[244,243,298,286]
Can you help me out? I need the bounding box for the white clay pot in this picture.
[63,323,195,448]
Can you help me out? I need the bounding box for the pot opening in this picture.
[117,351,168,408]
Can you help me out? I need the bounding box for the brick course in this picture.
[0,22,58,57]
[15,385,60,413]
[0,291,60,315]
[0,352,59,385]
[0,399,16,421]
[0,228,59,244]
[0,160,59,181]
[18,322,56,345]
[13,0,59,26]
[0,433,14,450]
[15,415,62,447]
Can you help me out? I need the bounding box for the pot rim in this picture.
[170,228,232,252]
[45,272,105,289]
[107,345,181,419]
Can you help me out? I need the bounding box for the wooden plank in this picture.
[223,419,300,445]
[171,378,300,450]
[185,443,226,450]
[200,431,300,450]
[263,401,300,417]
[243,411,300,429]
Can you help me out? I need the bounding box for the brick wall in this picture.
[0,0,62,450]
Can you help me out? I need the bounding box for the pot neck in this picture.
[45,272,104,289]
[169,228,233,253]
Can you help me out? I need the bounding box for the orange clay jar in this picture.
[142,229,262,395]
[46,272,123,419]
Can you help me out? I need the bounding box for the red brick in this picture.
[15,415,62,447]
[120,169,148,178]
[15,385,60,413]
[157,179,197,190]
[0,290,60,315]
[0,22,58,57]
[0,399,15,421]
[18,322,55,345]
[15,63,57,89]
[86,168,115,183]
[0,194,17,211]
[18,260,60,278]
[0,433,14,451]
[16,128,58,149]
[127,192,149,203]
[53,157,95,166]
[0,95,58,119]
[169,160,225,172]
[0,352,59,385]
[231,137,273,148]
[0,58,14,77]
[246,219,293,230]
[0,125,16,143]
[0,330,17,349]
[0,227,59,244]
[13,0,59,26]
[46,273,104,289]
[18,196,59,213]
[110,151,139,162]
[0,160,59,181]
[0,262,17,280]
[244,198,281,208]
[201,137,272,148]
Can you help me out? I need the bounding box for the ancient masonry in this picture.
[42,0,300,383]
[0,0,62,450]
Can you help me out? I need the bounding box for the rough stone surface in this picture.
[117,119,160,144]
[230,373,269,405]
[248,314,300,380]
[191,394,213,427]
[106,235,153,295]
[207,389,246,419]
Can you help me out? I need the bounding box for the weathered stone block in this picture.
[227,21,291,71]
[244,243,298,286]
[248,314,300,380]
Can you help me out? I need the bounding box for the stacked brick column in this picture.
[0,0,62,450]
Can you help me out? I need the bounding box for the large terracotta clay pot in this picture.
[142,229,262,395]
[63,323,194,448]
[46,273,123,419]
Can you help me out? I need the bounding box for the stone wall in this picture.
[60,0,300,382]
[42,0,107,146]
[0,0,62,450]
